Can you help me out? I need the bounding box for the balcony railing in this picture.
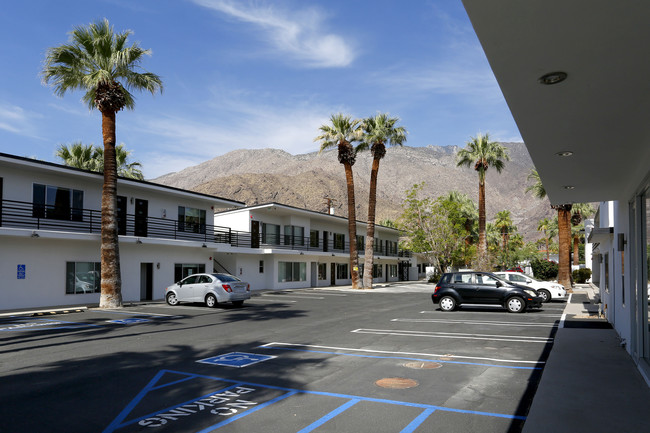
[0,199,404,257]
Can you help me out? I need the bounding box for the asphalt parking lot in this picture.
[0,283,566,432]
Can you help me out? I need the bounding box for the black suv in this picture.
[432,271,543,313]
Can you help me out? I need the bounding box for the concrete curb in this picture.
[0,306,88,318]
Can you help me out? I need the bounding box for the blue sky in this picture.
[0,0,521,179]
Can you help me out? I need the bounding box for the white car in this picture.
[494,271,567,302]
[165,273,250,307]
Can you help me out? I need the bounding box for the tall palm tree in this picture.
[95,144,144,180]
[526,169,572,288]
[537,217,552,260]
[315,114,363,289]
[568,202,595,267]
[42,19,163,308]
[55,141,101,171]
[357,113,407,288]
[494,210,514,268]
[456,133,510,267]
[444,191,478,266]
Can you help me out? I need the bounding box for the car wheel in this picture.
[506,296,525,313]
[166,292,179,306]
[439,296,456,312]
[538,289,551,303]
[205,293,218,308]
[232,300,244,308]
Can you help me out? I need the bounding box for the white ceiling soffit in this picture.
[461,0,650,204]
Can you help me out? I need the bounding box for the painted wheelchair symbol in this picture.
[107,318,150,325]
[197,352,276,368]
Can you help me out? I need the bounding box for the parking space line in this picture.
[261,294,325,300]
[95,309,176,318]
[400,408,436,433]
[352,328,554,344]
[297,399,360,433]
[419,311,563,318]
[260,342,544,365]
[392,318,559,328]
[250,297,297,303]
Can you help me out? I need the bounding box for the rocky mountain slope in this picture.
[152,143,554,240]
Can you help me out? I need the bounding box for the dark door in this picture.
[450,273,476,302]
[140,263,153,301]
[323,231,329,252]
[330,263,336,286]
[473,273,504,303]
[399,261,409,281]
[117,196,127,235]
[135,199,148,237]
[251,220,260,248]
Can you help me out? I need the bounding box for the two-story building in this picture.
[0,152,243,310]
[212,203,413,291]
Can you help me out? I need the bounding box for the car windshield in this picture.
[213,273,241,282]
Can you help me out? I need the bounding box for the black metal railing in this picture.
[0,199,404,257]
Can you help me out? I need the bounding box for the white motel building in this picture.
[0,152,415,311]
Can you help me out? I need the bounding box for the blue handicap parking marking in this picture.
[197,352,276,368]
[107,318,150,325]
[0,318,100,332]
[104,369,526,433]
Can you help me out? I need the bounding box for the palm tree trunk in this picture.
[99,110,123,308]
[343,162,360,289]
[545,237,550,260]
[477,178,487,265]
[363,156,381,289]
[573,235,580,267]
[557,206,572,289]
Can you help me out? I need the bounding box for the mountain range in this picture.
[152,143,554,240]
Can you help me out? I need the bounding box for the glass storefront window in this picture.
[66,262,100,294]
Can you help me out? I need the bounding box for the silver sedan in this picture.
[165,273,250,307]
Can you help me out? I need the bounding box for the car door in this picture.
[195,275,213,301]
[177,275,200,301]
[474,273,504,303]
[451,273,475,302]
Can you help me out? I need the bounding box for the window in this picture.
[66,262,100,294]
[453,273,472,284]
[388,264,398,278]
[278,262,306,282]
[178,206,206,233]
[284,225,305,246]
[334,233,345,250]
[33,184,84,221]
[259,260,264,273]
[310,230,319,248]
[262,223,280,245]
[336,263,349,280]
[477,273,499,286]
[373,264,383,278]
[356,235,365,249]
[318,263,327,280]
[174,263,206,282]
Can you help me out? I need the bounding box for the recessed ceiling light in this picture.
[563,185,575,190]
[539,71,567,85]
[556,151,573,157]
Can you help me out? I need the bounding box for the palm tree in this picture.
[55,142,101,171]
[315,114,363,289]
[494,210,515,268]
[95,144,144,180]
[42,19,163,308]
[537,217,552,260]
[526,169,572,289]
[57,142,144,180]
[456,133,510,267]
[444,191,478,266]
[568,203,595,267]
[357,113,407,288]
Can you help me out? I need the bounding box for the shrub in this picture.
[531,258,558,281]
[572,268,592,284]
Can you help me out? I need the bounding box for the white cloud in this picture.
[192,0,356,68]
[0,102,42,138]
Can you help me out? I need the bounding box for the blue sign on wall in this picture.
[197,352,276,368]
[17,264,26,280]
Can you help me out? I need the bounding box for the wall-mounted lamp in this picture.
[31,231,39,238]
[617,233,627,251]
[162,209,167,218]
[202,243,207,248]
[156,262,160,269]
[299,252,304,255]
[136,238,143,244]
[130,197,134,204]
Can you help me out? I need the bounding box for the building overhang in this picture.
[461,0,650,204]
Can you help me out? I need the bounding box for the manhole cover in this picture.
[375,378,419,389]
[403,361,442,369]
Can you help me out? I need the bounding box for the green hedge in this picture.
[531,258,558,281]
[572,268,592,284]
